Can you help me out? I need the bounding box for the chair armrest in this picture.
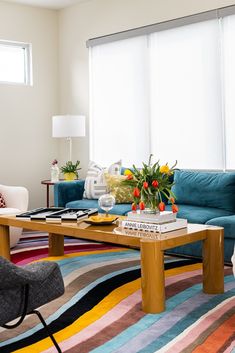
[54,180,85,207]
[0,185,29,211]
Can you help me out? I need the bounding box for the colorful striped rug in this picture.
[0,231,234,353]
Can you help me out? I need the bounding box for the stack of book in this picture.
[119,210,187,233]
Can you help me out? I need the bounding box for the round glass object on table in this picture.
[98,194,115,217]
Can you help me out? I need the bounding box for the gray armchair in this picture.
[0,256,65,353]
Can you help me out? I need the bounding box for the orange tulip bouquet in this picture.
[123,154,178,214]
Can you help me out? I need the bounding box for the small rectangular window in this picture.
[0,40,32,85]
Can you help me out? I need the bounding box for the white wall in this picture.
[58,0,235,175]
[0,1,59,208]
[1,0,235,208]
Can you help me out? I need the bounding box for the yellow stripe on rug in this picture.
[13,277,141,353]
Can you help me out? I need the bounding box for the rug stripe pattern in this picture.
[0,232,234,353]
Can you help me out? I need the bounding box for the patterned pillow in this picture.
[104,173,134,204]
[84,160,122,199]
[84,170,107,199]
[0,193,6,208]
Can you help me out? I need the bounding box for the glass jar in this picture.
[51,163,60,182]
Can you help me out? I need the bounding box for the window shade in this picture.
[89,36,150,167]
[149,20,223,169]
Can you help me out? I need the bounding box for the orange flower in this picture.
[158,202,165,212]
[131,203,137,211]
[133,187,140,198]
[152,180,159,188]
[143,181,148,189]
[139,201,145,210]
[172,204,179,213]
[127,174,133,180]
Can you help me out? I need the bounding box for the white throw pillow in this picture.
[84,160,121,199]
[84,170,107,199]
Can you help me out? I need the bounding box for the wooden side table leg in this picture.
[140,239,165,313]
[49,233,64,256]
[203,227,224,294]
[0,225,10,260]
[46,184,50,207]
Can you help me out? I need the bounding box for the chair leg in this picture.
[31,310,62,353]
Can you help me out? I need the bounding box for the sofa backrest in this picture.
[172,170,235,213]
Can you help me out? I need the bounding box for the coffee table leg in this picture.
[203,228,224,294]
[0,225,10,260]
[49,233,64,256]
[140,239,165,313]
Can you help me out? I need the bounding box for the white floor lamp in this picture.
[52,115,86,161]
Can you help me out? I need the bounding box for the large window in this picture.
[0,41,32,85]
[89,10,235,170]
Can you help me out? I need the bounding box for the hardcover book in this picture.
[119,218,187,233]
[127,210,176,224]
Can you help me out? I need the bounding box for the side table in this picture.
[41,180,64,207]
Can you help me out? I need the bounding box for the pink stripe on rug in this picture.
[43,290,142,353]
[163,297,235,353]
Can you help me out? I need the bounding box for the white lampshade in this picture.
[52,115,85,138]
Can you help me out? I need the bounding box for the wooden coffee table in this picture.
[0,215,224,314]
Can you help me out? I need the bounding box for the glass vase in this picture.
[143,194,160,214]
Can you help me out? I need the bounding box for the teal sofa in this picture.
[54,170,235,264]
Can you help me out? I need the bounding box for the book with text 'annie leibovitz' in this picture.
[119,218,187,233]
[127,210,176,224]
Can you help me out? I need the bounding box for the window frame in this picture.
[0,40,32,86]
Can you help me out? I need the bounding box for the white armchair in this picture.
[0,185,29,248]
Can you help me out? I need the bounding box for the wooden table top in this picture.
[0,215,223,250]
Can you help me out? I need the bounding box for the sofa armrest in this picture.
[54,180,85,207]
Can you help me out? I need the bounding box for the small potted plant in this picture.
[60,160,81,181]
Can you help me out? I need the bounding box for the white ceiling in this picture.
[2,0,86,10]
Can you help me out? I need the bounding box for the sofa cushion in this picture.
[66,199,132,215]
[172,170,235,213]
[66,199,99,209]
[165,204,233,224]
[206,215,235,239]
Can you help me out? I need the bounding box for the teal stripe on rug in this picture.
[58,251,180,277]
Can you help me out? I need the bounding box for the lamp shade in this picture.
[52,115,85,138]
